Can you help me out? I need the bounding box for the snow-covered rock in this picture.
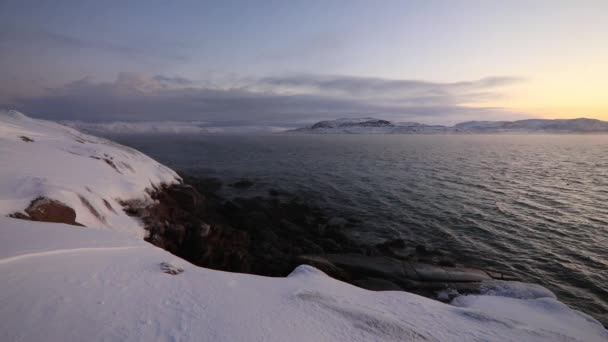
[0,110,180,237]
[1,110,606,341]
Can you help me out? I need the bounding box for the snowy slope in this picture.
[0,217,606,342]
[1,110,607,341]
[0,110,180,237]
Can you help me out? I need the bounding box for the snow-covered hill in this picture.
[290,117,608,134]
[1,110,606,341]
[0,110,180,237]
[290,117,449,134]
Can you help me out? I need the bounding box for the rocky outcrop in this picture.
[121,175,516,300]
[10,197,84,226]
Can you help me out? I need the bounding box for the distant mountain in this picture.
[289,117,608,134]
[289,118,449,134]
[454,118,608,133]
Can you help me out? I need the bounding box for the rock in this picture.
[20,135,34,142]
[166,224,186,244]
[167,184,203,211]
[231,179,254,189]
[353,278,403,291]
[160,262,184,275]
[319,238,341,252]
[268,188,280,196]
[8,212,30,220]
[298,239,324,254]
[200,223,211,237]
[327,217,347,228]
[415,244,429,254]
[410,263,492,282]
[22,197,83,226]
[280,219,306,235]
[256,229,279,243]
[438,260,456,267]
[324,254,406,279]
[377,238,406,249]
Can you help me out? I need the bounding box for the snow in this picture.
[0,110,180,237]
[1,110,607,341]
[290,117,608,134]
[1,218,606,342]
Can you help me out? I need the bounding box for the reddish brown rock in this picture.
[22,197,84,226]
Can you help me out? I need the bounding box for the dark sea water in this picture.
[112,134,608,325]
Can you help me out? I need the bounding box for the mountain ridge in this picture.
[290,117,608,134]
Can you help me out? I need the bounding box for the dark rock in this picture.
[377,238,406,249]
[319,238,341,252]
[353,278,403,291]
[280,219,306,235]
[20,135,34,142]
[324,254,406,279]
[8,212,30,220]
[327,217,347,228]
[415,244,429,254]
[438,260,456,267]
[22,197,83,226]
[268,188,280,196]
[167,184,203,212]
[299,239,324,254]
[231,179,254,189]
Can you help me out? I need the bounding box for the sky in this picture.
[1,0,607,127]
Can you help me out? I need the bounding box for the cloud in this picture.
[0,27,187,62]
[256,74,524,105]
[5,73,527,126]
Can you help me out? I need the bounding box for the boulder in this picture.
[353,278,403,291]
[324,254,406,279]
[23,197,83,226]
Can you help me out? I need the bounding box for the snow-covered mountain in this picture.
[1,110,606,341]
[290,117,449,134]
[290,117,608,134]
[454,118,608,133]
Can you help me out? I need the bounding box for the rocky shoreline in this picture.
[123,174,517,301]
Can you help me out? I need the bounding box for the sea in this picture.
[111,133,608,326]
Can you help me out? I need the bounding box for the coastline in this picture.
[126,173,519,300]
